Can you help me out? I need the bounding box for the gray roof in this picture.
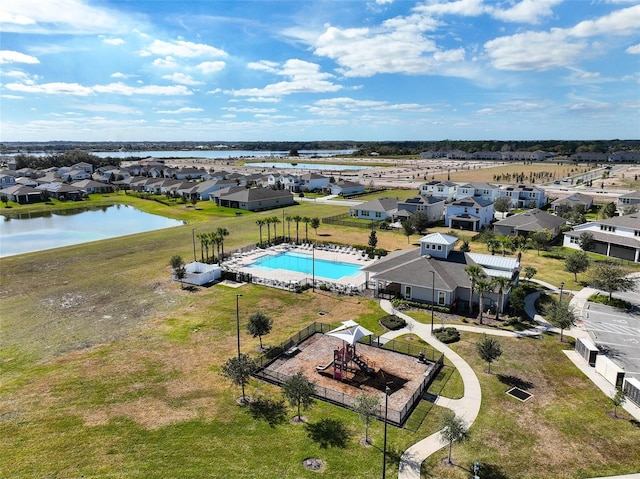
[551,192,593,206]
[400,195,444,206]
[220,187,293,202]
[565,229,640,249]
[494,208,565,231]
[354,197,398,212]
[449,196,493,208]
[619,190,640,199]
[458,182,498,190]
[597,213,640,229]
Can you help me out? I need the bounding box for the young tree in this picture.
[459,239,471,252]
[465,265,485,315]
[509,286,527,316]
[565,250,590,282]
[476,334,503,373]
[310,217,320,235]
[529,229,552,255]
[474,278,493,324]
[401,220,415,244]
[587,262,635,301]
[523,266,537,281]
[486,237,501,256]
[439,411,468,465]
[544,300,578,342]
[282,371,316,421]
[612,388,626,418]
[169,255,186,289]
[410,211,429,234]
[493,196,512,218]
[600,202,617,219]
[578,231,595,252]
[368,230,378,252]
[354,393,380,445]
[221,353,257,404]
[247,311,273,349]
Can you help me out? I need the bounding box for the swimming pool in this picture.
[246,251,362,280]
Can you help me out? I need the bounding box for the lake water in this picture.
[243,161,366,171]
[0,205,184,257]
[8,149,353,159]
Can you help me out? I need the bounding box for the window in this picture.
[437,245,442,251]
[405,286,412,300]
[464,207,468,213]
[438,291,446,305]
[431,244,436,249]
[635,231,640,237]
[375,212,382,218]
[475,208,480,214]
[362,210,369,217]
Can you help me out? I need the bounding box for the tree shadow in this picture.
[497,374,534,390]
[477,462,510,479]
[246,397,287,427]
[304,418,350,448]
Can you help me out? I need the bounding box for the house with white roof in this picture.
[563,213,640,262]
[445,197,494,232]
[361,233,520,314]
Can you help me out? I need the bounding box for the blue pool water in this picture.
[247,251,362,280]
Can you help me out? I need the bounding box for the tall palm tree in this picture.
[216,227,229,261]
[491,276,512,321]
[256,219,266,246]
[474,278,494,324]
[285,215,293,242]
[271,216,281,242]
[293,215,302,243]
[464,265,484,315]
[196,232,207,262]
[210,231,221,262]
[265,217,272,244]
[302,217,311,242]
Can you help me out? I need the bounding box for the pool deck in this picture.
[222,243,372,291]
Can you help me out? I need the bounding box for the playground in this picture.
[260,324,437,424]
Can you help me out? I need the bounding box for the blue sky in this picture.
[1,0,639,142]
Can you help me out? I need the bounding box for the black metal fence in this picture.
[322,212,379,230]
[252,322,445,427]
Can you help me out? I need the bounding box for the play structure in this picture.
[317,320,377,380]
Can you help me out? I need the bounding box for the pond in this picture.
[243,162,366,171]
[0,205,185,257]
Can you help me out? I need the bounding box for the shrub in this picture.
[380,315,406,330]
[588,293,631,309]
[391,299,451,314]
[434,327,460,344]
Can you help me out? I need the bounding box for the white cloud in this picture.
[2,94,24,100]
[102,37,125,46]
[413,0,487,18]
[625,43,640,54]
[161,72,204,86]
[156,107,204,114]
[0,12,36,25]
[490,0,562,24]
[196,61,226,74]
[141,39,228,58]
[152,56,178,68]
[569,4,640,37]
[6,81,93,96]
[0,50,40,64]
[6,80,193,96]
[247,60,280,73]
[111,72,129,79]
[225,59,342,98]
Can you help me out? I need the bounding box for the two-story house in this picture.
[418,180,457,201]
[396,195,445,224]
[498,184,546,209]
[563,213,640,263]
[299,172,330,192]
[445,197,494,232]
[454,182,501,202]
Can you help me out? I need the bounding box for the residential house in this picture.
[36,182,84,201]
[617,190,640,213]
[445,197,494,232]
[551,192,593,213]
[419,180,457,201]
[396,195,445,224]
[455,182,501,202]
[215,187,295,211]
[0,173,17,189]
[324,180,365,196]
[498,184,546,209]
[361,233,520,313]
[171,167,207,180]
[350,197,398,221]
[71,179,114,194]
[0,184,42,203]
[71,162,94,174]
[193,179,238,200]
[493,208,566,238]
[563,213,640,263]
[299,172,330,192]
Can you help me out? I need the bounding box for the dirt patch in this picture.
[84,397,197,429]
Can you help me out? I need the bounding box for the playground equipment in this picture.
[319,320,376,380]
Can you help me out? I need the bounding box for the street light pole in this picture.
[382,386,390,479]
[431,270,435,335]
[236,294,242,359]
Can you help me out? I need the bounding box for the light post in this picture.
[312,243,315,292]
[236,294,242,359]
[282,209,286,241]
[192,228,197,262]
[382,386,390,479]
[431,270,435,335]
[559,281,564,305]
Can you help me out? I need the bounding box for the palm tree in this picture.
[256,219,266,246]
[464,265,484,315]
[265,217,272,244]
[491,276,512,321]
[293,215,302,243]
[216,227,229,261]
[210,231,222,262]
[474,278,494,324]
[271,216,281,242]
[302,217,311,242]
[285,215,293,242]
[196,232,207,262]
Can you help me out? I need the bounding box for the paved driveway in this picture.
[581,281,640,381]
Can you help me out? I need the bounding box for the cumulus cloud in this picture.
[626,43,640,54]
[161,72,203,86]
[152,56,178,68]
[5,80,193,96]
[0,50,40,64]
[196,61,226,74]
[225,59,342,98]
[141,39,227,58]
[102,37,125,46]
[490,0,562,24]
[156,107,204,114]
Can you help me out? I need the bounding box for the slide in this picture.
[316,360,334,371]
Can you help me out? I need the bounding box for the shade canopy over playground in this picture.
[326,320,373,346]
